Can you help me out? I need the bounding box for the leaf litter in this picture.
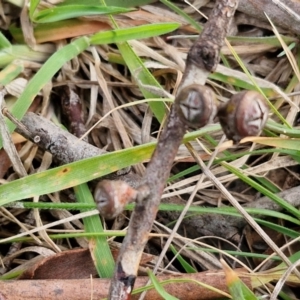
[1,1,300,299]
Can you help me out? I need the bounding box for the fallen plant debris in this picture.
[108,1,240,298]
[12,112,107,163]
[18,247,155,280]
[1,0,300,299]
[160,185,300,241]
[0,267,250,300]
[238,0,300,35]
[5,110,300,244]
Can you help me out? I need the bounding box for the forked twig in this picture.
[108,1,239,299]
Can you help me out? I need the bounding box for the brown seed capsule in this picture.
[176,84,217,128]
[217,90,269,143]
[94,180,139,219]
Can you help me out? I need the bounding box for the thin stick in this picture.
[138,135,226,300]
[108,1,239,299]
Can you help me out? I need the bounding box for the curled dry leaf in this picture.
[217,90,269,143]
[94,180,139,219]
[176,84,218,128]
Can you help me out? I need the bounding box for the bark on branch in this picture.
[108,1,239,299]
[14,112,105,163]
[239,0,300,35]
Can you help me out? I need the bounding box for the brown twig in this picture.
[0,268,251,300]
[12,112,139,184]
[13,112,106,164]
[239,0,300,35]
[108,1,239,299]
[180,0,238,90]
[109,103,187,299]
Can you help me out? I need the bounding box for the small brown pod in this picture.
[217,90,269,143]
[176,84,218,128]
[94,180,138,219]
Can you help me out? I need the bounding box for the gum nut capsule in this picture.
[94,180,138,219]
[217,90,269,143]
[176,84,217,128]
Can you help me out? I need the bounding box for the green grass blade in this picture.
[222,260,258,300]
[169,147,300,182]
[148,269,179,300]
[209,72,276,97]
[90,22,179,45]
[3,231,127,244]
[160,0,201,30]
[0,45,52,68]
[118,41,167,122]
[246,136,300,150]
[10,202,96,210]
[253,177,280,194]
[1,37,90,148]
[0,32,12,49]
[8,201,300,226]
[0,143,154,206]
[170,245,197,273]
[256,219,300,239]
[29,0,40,20]
[74,184,114,278]
[100,0,178,122]
[0,270,23,280]
[101,0,156,7]
[0,60,24,85]
[222,161,300,219]
[228,276,258,300]
[33,5,130,23]
[191,247,282,261]
[104,13,176,122]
